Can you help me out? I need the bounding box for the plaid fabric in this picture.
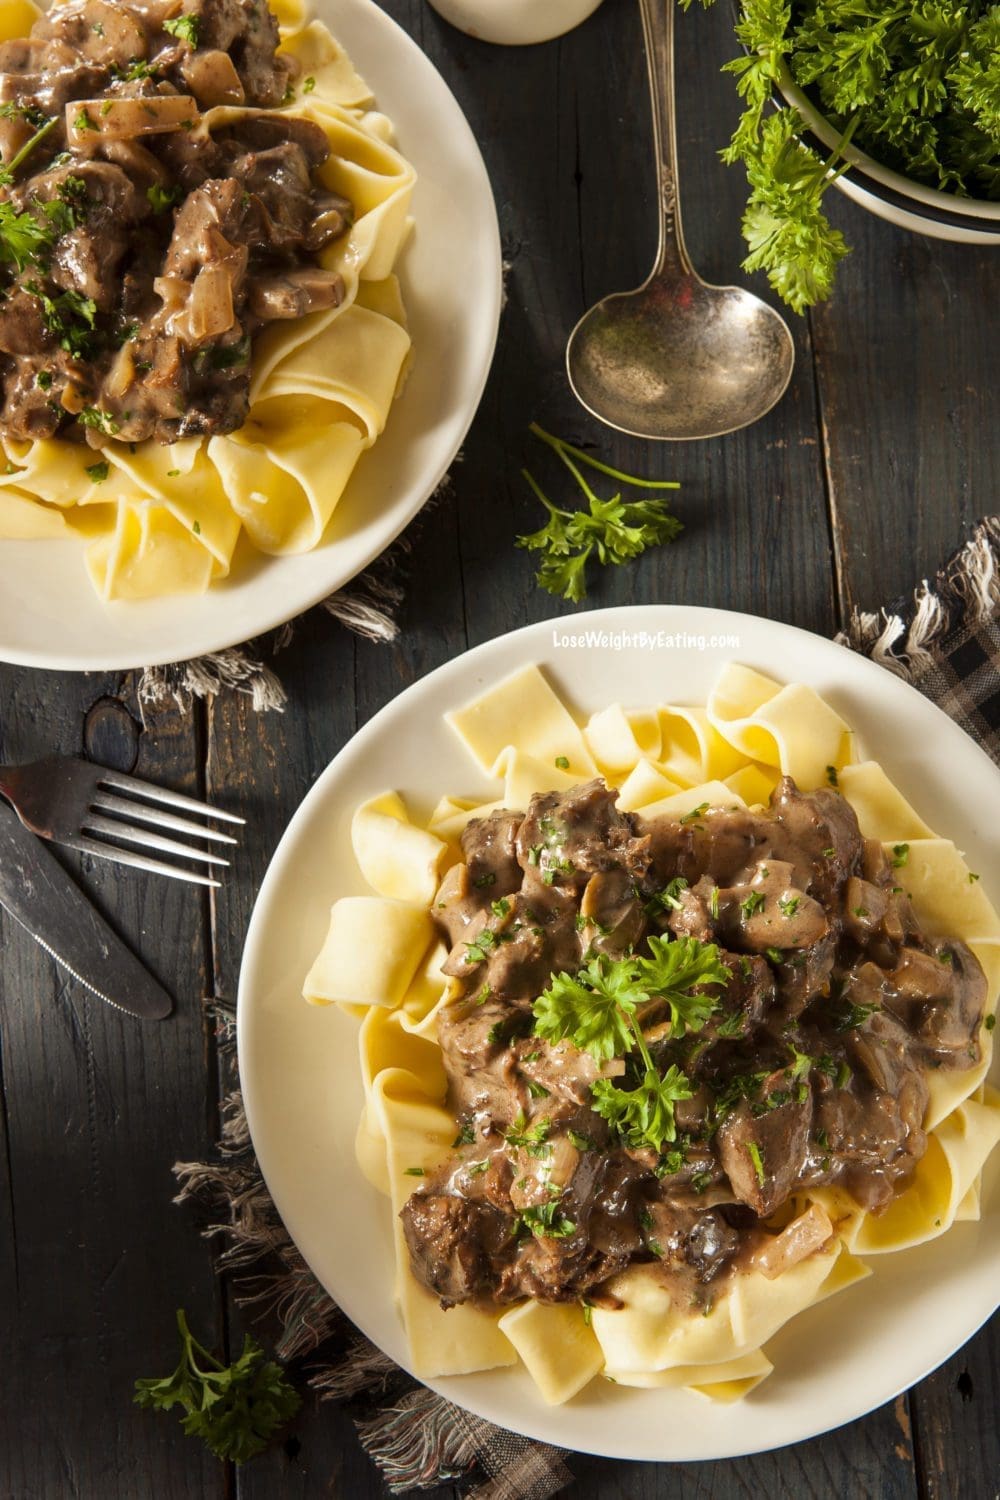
[839,517,1000,765]
[176,518,1000,1500]
[910,618,1000,762]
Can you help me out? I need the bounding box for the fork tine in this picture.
[90,793,239,845]
[65,835,221,888]
[82,815,230,868]
[96,771,245,825]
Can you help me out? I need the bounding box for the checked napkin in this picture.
[173,517,1000,1499]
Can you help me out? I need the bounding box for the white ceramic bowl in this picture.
[425,0,604,46]
[777,66,1000,246]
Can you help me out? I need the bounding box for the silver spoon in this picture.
[566,0,795,440]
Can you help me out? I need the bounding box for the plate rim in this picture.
[237,602,1000,1460]
[0,0,502,671]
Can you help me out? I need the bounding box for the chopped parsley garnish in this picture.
[891,844,910,868]
[969,872,981,884]
[77,406,120,436]
[517,1201,576,1240]
[649,876,689,913]
[746,1140,766,1189]
[709,884,720,920]
[303,76,316,93]
[821,847,836,859]
[764,946,785,965]
[525,1079,550,1099]
[192,520,201,536]
[554,755,569,769]
[504,1112,552,1158]
[26,282,99,359]
[147,182,183,214]
[201,336,251,371]
[35,370,52,391]
[85,461,109,484]
[452,1122,475,1148]
[473,872,496,888]
[832,1000,879,1032]
[491,897,511,918]
[778,895,800,917]
[163,13,200,45]
[740,890,765,920]
[986,1015,996,1033]
[568,1130,596,1152]
[73,108,96,133]
[716,1010,746,1038]
[403,1166,424,1176]
[825,765,839,787]
[466,1158,490,1176]
[679,802,709,825]
[464,928,498,965]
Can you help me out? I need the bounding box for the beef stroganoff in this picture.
[303,663,1000,1405]
[0,0,414,597]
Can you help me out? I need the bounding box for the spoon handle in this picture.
[637,0,693,279]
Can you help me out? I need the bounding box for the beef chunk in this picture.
[461,809,523,898]
[717,1081,812,1217]
[400,1194,513,1308]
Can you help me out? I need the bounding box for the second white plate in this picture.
[238,605,1000,1461]
[0,0,501,670]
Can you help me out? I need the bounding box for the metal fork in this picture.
[0,755,244,889]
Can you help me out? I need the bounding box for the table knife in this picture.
[0,800,172,1020]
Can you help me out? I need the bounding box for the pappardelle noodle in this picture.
[0,0,414,599]
[303,663,1000,1406]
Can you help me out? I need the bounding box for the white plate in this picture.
[238,605,1000,1462]
[0,0,501,671]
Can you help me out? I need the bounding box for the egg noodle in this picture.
[0,0,414,599]
[302,662,1000,1406]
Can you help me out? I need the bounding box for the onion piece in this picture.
[754,1202,834,1281]
[65,95,199,144]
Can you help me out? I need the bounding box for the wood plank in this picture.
[809,200,1000,619]
[0,672,225,1499]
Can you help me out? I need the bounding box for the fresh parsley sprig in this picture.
[134,1310,300,1465]
[516,424,681,602]
[689,1,1000,310]
[532,938,728,1152]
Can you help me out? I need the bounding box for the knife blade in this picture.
[0,800,172,1020]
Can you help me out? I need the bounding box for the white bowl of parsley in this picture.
[709,0,1000,311]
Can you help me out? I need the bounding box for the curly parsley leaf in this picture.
[134,1310,300,1465]
[533,955,647,1062]
[516,425,681,601]
[634,934,729,1038]
[0,203,50,272]
[691,0,1000,310]
[591,1065,693,1152]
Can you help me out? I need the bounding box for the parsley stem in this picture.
[817,112,862,199]
[0,114,57,185]
[529,423,681,491]
[521,466,568,519]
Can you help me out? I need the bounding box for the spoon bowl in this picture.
[568,272,795,440]
[567,0,795,441]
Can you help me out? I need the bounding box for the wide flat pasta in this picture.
[304,661,1000,1411]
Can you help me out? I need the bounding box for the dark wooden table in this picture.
[2,1,998,1496]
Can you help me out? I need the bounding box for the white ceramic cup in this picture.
[425,0,604,46]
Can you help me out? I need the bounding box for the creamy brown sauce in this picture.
[0,0,350,446]
[401,777,986,1311]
